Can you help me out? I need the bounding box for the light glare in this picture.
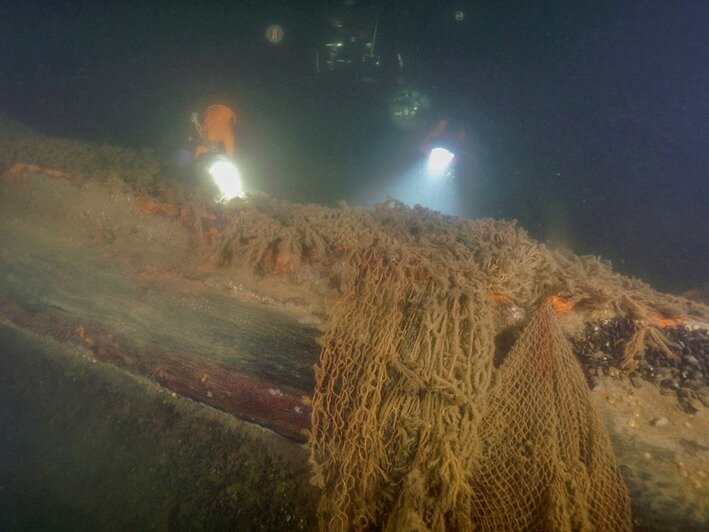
[208,160,244,201]
[427,148,455,176]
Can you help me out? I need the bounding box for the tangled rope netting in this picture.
[216,196,707,531]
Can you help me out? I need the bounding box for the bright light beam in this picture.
[427,147,455,177]
[208,160,244,201]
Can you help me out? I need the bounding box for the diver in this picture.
[192,104,237,159]
[185,104,244,201]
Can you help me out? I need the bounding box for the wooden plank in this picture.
[0,292,311,442]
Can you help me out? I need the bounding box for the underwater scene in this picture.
[1,1,707,530]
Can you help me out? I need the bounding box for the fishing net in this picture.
[310,250,497,530]
[214,197,705,531]
[215,197,704,327]
[309,261,632,530]
[467,300,632,531]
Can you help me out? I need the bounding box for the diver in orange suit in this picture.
[193,104,237,159]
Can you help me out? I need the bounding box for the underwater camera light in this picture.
[208,159,244,201]
[427,147,455,177]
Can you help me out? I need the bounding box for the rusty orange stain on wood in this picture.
[3,162,85,184]
[75,325,95,346]
[135,196,161,214]
[488,290,512,305]
[550,295,576,313]
[652,315,684,328]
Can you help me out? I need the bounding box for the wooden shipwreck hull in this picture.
[1,165,320,441]
[1,165,707,528]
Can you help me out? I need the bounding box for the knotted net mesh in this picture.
[310,250,498,530]
[467,300,632,531]
[309,257,632,531]
[211,198,707,531]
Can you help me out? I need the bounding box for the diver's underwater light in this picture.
[208,160,244,201]
[427,147,455,177]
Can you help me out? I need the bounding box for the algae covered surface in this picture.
[0,320,316,530]
[0,131,706,529]
[0,173,319,392]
